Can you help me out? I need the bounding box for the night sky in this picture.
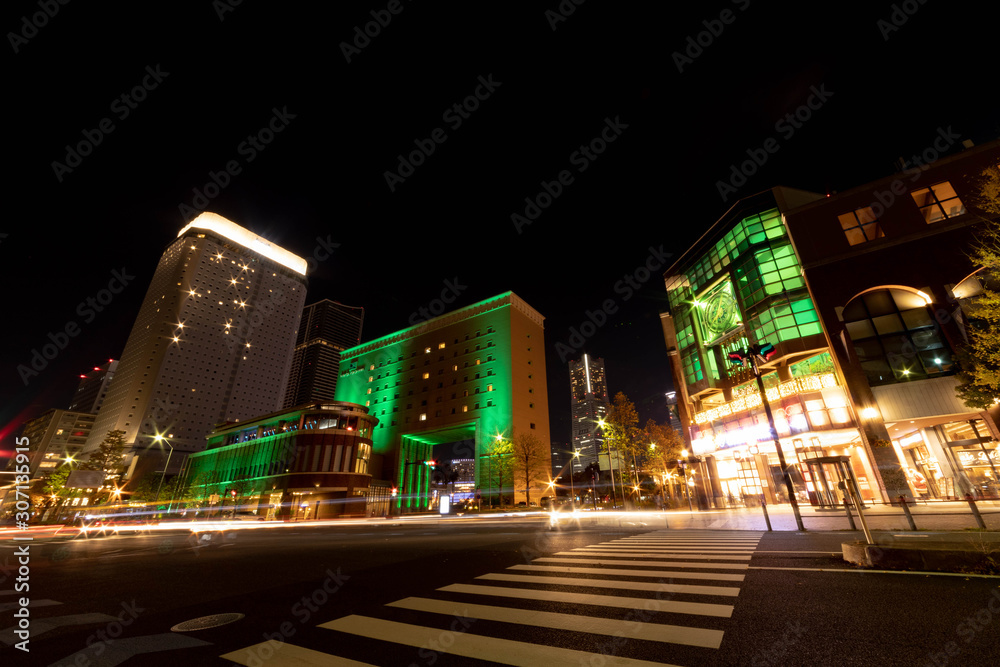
[3,1,997,459]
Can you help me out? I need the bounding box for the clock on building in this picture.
[700,284,741,340]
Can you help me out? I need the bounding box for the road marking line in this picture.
[437,584,734,617]
[476,572,740,596]
[508,564,745,581]
[535,557,749,570]
[320,615,682,666]
[747,566,1000,578]
[387,597,726,648]
[221,641,376,666]
[572,551,752,560]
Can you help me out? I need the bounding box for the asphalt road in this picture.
[4,518,1000,666]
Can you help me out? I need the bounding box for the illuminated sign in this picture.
[696,280,741,345]
[693,373,838,424]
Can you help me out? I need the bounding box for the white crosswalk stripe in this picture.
[221,530,764,665]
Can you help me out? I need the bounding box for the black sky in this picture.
[3,1,998,455]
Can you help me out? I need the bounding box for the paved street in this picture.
[3,518,1000,666]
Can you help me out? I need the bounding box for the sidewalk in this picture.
[550,499,1000,532]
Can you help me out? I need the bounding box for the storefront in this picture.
[892,418,999,499]
[690,373,882,505]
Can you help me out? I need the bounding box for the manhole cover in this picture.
[171,613,245,632]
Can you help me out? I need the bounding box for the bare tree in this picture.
[511,431,550,506]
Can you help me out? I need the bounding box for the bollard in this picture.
[760,499,772,531]
[843,498,857,531]
[898,495,917,530]
[965,493,987,530]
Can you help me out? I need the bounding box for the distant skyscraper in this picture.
[68,359,118,413]
[83,212,308,478]
[569,354,609,473]
[283,300,364,408]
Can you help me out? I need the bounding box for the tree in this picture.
[80,429,128,502]
[510,431,549,506]
[483,436,514,508]
[644,419,685,505]
[955,165,1000,408]
[603,392,642,502]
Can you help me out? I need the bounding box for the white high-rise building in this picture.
[569,354,610,474]
[83,213,308,477]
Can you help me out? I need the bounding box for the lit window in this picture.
[422,372,430,379]
[420,413,427,421]
[837,207,884,245]
[438,342,446,349]
[910,181,965,223]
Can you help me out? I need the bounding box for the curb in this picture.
[842,541,1000,574]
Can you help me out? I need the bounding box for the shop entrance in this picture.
[805,455,863,508]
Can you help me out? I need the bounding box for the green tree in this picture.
[644,419,685,505]
[603,392,642,501]
[510,431,549,506]
[81,429,128,502]
[483,436,514,508]
[956,165,1000,408]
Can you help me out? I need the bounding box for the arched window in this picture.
[842,288,952,385]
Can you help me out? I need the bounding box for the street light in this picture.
[152,434,175,513]
[729,342,805,531]
[679,449,694,512]
[569,449,580,508]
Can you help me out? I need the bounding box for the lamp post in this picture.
[679,449,694,512]
[729,342,805,531]
[569,449,580,508]
[152,434,174,514]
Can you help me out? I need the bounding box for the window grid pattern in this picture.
[910,181,966,224]
[837,206,884,245]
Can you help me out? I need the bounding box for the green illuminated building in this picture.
[335,292,551,510]
[661,188,888,506]
[182,401,380,520]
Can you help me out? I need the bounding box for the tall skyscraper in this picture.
[283,300,364,408]
[83,212,308,479]
[68,359,118,413]
[569,354,609,473]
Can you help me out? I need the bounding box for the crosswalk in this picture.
[219,530,763,666]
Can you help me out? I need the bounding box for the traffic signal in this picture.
[727,351,745,366]
[756,342,776,361]
[230,489,237,498]
[424,460,436,466]
[391,487,398,497]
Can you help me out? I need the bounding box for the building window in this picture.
[420,413,427,421]
[911,181,966,223]
[842,287,952,385]
[837,206,884,246]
